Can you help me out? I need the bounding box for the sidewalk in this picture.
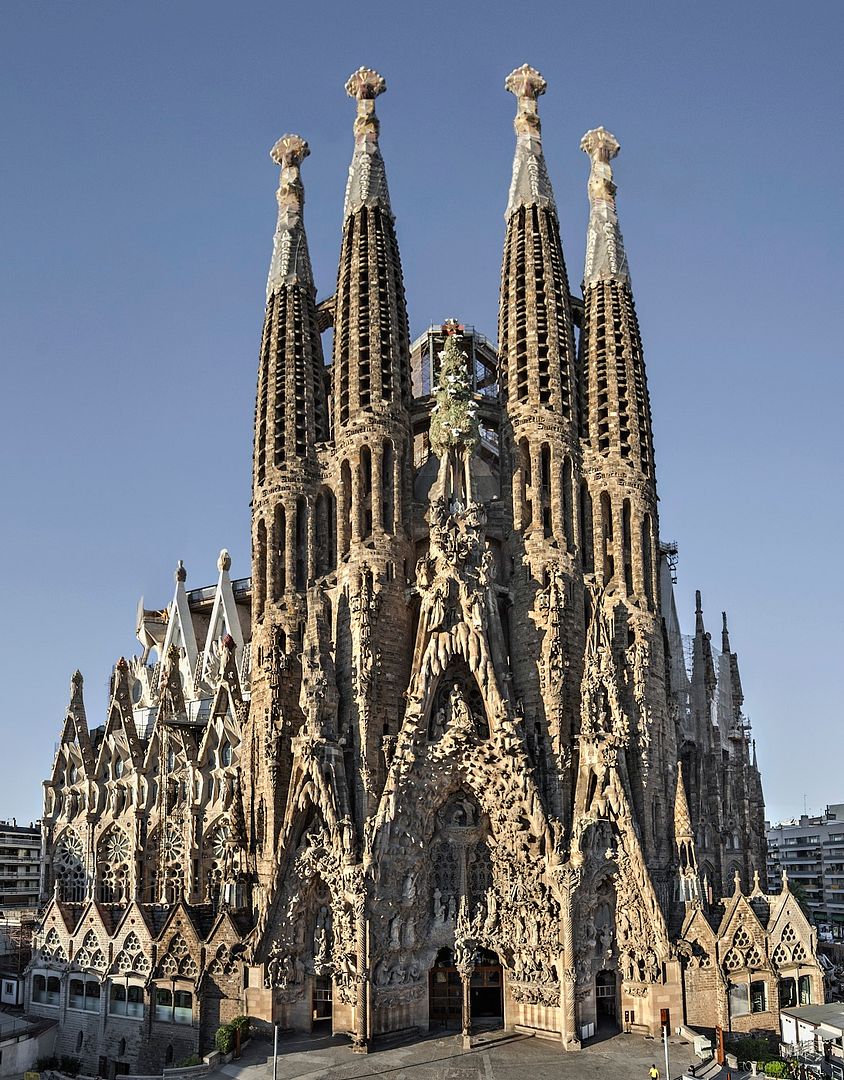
[213,1029,700,1080]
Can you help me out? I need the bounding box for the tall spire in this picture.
[722,610,731,654]
[581,127,629,287]
[498,64,577,430]
[343,67,391,219]
[266,134,314,298]
[577,123,657,601]
[252,130,329,622]
[504,63,555,218]
[333,67,410,430]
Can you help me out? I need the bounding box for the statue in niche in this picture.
[313,905,331,972]
[402,871,416,906]
[388,913,402,950]
[432,887,446,926]
[449,682,474,736]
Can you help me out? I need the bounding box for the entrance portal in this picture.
[595,969,619,1031]
[429,948,461,1029]
[428,947,503,1032]
[312,975,332,1029]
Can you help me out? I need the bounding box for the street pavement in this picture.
[215,1029,702,1080]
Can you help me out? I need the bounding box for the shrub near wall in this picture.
[213,1016,250,1056]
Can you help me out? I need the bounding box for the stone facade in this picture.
[26,65,822,1071]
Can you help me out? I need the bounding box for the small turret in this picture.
[674,763,700,903]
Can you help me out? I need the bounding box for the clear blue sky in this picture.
[1,1,841,827]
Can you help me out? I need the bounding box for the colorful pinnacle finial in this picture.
[504,63,555,218]
[345,66,386,102]
[581,126,629,285]
[343,67,392,218]
[266,132,314,297]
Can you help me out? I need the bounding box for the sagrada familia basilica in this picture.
[26,67,821,1072]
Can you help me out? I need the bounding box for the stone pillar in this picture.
[306,495,317,583]
[630,504,645,603]
[371,447,383,535]
[351,455,362,544]
[351,877,369,1053]
[551,449,564,546]
[285,505,296,597]
[560,866,581,1049]
[458,961,474,1048]
[530,443,542,534]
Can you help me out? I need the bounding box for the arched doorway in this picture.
[470,948,503,1030]
[429,948,461,1029]
[595,969,619,1031]
[428,947,503,1031]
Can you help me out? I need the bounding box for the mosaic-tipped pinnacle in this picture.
[270,133,310,168]
[505,63,546,101]
[346,67,386,101]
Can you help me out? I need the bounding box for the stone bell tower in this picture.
[575,127,677,870]
[248,132,329,895]
[497,65,583,829]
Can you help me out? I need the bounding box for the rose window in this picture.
[162,826,184,863]
[54,831,86,901]
[103,829,130,864]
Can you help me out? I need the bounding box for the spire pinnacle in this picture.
[722,610,731,653]
[581,125,629,286]
[266,133,313,298]
[674,762,694,842]
[695,589,705,633]
[504,64,555,218]
[343,67,391,219]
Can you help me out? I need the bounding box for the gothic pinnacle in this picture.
[504,63,555,218]
[343,67,391,218]
[722,610,731,654]
[266,133,314,299]
[581,125,630,286]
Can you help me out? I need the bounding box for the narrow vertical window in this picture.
[273,505,285,598]
[359,446,373,540]
[622,499,633,596]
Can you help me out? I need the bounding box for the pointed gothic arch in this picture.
[53,828,87,902]
[96,825,131,903]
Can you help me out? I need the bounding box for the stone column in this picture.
[351,454,362,544]
[559,866,581,1049]
[285,503,296,597]
[530,443,542,534]
[371,446,383,534]
[351,875,369,1053]
[457,960,474,1048]
[306,495,317,583]
[551,449,564,547]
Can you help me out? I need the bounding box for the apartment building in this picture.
[767,805,844,939]
[0,820,41,910]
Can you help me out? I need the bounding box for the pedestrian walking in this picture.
[649,1066,660,1080]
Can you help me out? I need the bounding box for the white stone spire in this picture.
[266,133,314,300]
[343,67,392,219]
[581,126,630,286]
[504,63,556,219]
